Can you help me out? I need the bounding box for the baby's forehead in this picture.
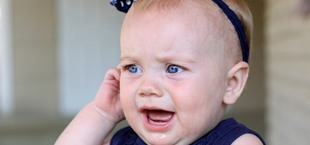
[128,0,230,35]
[123,1,239,65]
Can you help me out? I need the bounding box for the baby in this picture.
[56,0,265,144]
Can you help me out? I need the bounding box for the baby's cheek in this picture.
[175,107,208,138]
[119,87,132,107]
[177,101,204,125]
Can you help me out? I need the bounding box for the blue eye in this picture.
[167,65,183,74]
[127,64,142,73]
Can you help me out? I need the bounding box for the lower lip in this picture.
[142,111,175,132]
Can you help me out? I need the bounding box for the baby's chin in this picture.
[143,137,182,145]
[139,132,197,145]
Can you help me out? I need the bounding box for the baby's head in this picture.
[118,0,253,144]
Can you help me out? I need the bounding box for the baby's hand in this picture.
[55,68,124,145]
[94,68,124,123]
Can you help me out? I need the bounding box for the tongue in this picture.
[147,110,174,122]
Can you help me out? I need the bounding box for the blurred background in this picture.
[0,0,309,145]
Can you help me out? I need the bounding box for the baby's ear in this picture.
[223,62,249,105]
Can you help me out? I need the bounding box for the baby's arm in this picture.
[55,68,124,145]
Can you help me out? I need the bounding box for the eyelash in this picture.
[166,64,184,74]
[123,64,142,73]
[122,64,186,74]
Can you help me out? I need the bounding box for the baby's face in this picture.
[119,6,230,145]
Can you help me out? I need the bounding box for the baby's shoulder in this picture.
[232,133,264,145]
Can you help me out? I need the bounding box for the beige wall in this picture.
[12,0,58,117]
[234,0,266,114]
[266,0,310,144]
[0,0,61,144]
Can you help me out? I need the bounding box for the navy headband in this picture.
[110,0,250,62]
[212,0,249,62]
[110,0,136,13]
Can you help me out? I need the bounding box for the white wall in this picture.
[0,0,13,116]
[57,0,125,116]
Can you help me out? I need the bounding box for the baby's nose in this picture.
[138,75,163,97]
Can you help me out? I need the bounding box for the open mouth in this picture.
[141,108,175,131]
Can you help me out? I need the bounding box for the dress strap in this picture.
[191,118,266,145]
[110,126,146,145]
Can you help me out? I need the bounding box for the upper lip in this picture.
[139,106,174,113]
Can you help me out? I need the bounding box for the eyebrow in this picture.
[120,56,135,63]
[119,56,142,65]
[157,54,197,63]
[120,54,197,64]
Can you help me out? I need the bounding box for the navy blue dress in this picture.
[111,118,266,145]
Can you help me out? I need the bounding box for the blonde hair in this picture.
[131,0,253,62]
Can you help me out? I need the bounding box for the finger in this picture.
[96,68,120,97]
[104,68,120,81]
